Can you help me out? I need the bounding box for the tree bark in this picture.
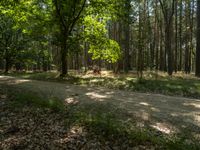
[159,0,175,75]
[60,34,68,76]
[196,0,200,77]
[178,0,183,71]
[165,22,174,75]
[124,0,131,73]
[5,58,9,73]
[174,0,178,72]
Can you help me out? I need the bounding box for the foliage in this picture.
[0,0,54,71]
[83,13,121,63]
[0,13,27,69]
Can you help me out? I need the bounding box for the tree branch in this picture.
[54,0,67,32]
[68,0,87,35]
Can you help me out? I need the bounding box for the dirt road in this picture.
[1,75,200,138]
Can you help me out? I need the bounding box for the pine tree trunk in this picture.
[196,0,200,77]
[124,0,131,73]
[174,0,178,73]
[165,22,174,75]
[179,0,183,71]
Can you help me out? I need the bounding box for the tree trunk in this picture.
[179,0,183,71]
[196,0,200,77]
[159,0,175,75]
[5,58,9,73]
[174,0,178,72]
[165,21,174,75]
[60,35,68,76]
[124,0,131,73]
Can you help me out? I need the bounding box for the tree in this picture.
[0,14,26,73]
[159,0,175,75]
[53,0,87,76]
[83,10,121,64]
[196,0,200,77]
[123,0,131,73]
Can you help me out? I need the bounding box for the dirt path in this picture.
[1,75,200,138]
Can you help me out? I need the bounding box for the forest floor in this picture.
[0,75,200,149]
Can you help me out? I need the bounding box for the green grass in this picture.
[5,71,200,98]
[8,90,65,112]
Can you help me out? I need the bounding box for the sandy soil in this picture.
[0,75,200,138]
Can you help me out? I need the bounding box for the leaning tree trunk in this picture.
[196,0,200,77]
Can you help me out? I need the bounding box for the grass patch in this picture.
[8,90,65,112]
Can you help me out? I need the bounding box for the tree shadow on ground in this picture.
[0,76,200,149]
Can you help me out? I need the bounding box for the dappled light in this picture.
[194,115,200,125]
[86,92,109,101]
[55,126,85,144]
[151,123,172,134]
[1,0,200,148]
[139,102,150,106]
[64,97,79,105]
[150,107,160,112]
[183,102,200,109]
[139,111,149,121]
[1,76,200,148]
[10,79,30,85]
[0,76,30,85]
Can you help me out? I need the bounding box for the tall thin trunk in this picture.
[196,0,200,76]
[179,0,183,71]
[124,0,131,73]
[174,0,178,72]
[165,20,174,75]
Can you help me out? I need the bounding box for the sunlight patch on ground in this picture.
[194,115,200,125]
[183,102,200,108]
[0,76,30,84]
[177,112,200,127]
[151,123,171,134]
[13,79,30,84]
[139,102,150,106]
[64,97,78,105]
[0,76,10,79]
[136,111,149,121]
[150,107,160,112]
[55,126,84,144]
[171,113,179,117]
[86,92,108,101]
[105,91,114,95]
[85,92,109,101]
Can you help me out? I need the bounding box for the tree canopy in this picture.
[0,0,200,77]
